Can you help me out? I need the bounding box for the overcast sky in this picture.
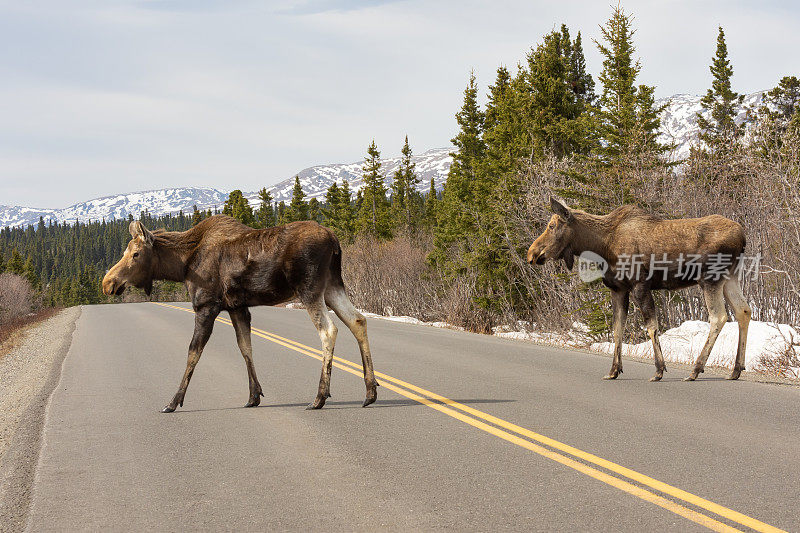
[1,0,798,208]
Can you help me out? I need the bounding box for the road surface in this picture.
[25,303,800,531]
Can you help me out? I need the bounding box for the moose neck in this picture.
[569,211,614,260]
[151,232,195,283]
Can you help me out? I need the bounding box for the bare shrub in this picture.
[342,235,441,321]
[0,273,34,325]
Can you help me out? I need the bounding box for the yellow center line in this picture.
[152,302,783,533]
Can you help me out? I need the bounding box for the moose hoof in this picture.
[362,395,377,408]
[306,397,326,410]
[245,397,261,408]
[161,405,176,413]
[683,374,698,382]
[649,373,663,382]
[727,369,743,380]
[602,371,620,380]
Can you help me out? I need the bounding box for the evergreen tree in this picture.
[0,251,5,273]
[256,187,275,228]
[7,248,24,275]
[308,197,321,223]
[763,76,800,130]
[324,182,342,227]
[337,180,356,239]
[594,5,667,203]
[526,26,597,159]
[696,26,744,151]
[568,31,596,107]
[356,141,392,239]
[191,205,202,226]
[23,255,40,290]
[431,72,486,274]
[324,181,356,240]
[391,136,421,231]
[222,190,255,225]
[283,177,309,223]
[424,178,438,229]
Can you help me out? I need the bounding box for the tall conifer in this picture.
[356,141,392,239]
[697,27,744,150]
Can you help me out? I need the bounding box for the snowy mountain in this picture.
[656,91,764,160]
[262,147,452,206]
[0,148,453,229]
[0,92,767,229]
[0,188,231,230]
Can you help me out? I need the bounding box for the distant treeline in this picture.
[0,212,195,307]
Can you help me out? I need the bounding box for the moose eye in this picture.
[132,252,139,258]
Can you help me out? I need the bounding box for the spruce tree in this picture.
[424,178,438,229]
[222,190,254,226]
[391,136,421,231]
[763,76,800,129]
[526,26,597,159]
[308,197,321,222]
[594,5,667,203]
[191,205,202,226]
[256,187,275,228]
[324,180,356,240]
[23,256,40,290]
[696,26,744,151]
[568,31,596,107]
[7,248,24,275]
[0,251,5,273]
[356,141,392,239]
[431,72,486,273]
[283,177,309,223]
[337,180,356,239]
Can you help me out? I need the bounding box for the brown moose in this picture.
[102,215,378,411]
[527,198,752,382]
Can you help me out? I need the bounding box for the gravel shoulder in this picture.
[0,307,80,532]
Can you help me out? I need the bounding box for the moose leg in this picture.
[723,278,751,380]
[685,283,727,381]
[162,306,219,413]
[229,307,264,407]
[604,290,630,380]
[305,296,338,410]
[633,287,667,382]
[325,284,378,407]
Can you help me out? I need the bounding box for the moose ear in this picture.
[129,221,154,246]
[550,197,573,222]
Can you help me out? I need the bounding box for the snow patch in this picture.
[590,320,799,373]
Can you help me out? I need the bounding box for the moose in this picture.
[527,198,752,382]
[102,215,378,412]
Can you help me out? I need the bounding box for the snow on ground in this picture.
[591,320,799,375]
[360,311,465,331]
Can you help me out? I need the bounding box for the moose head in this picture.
[527,197,576,270]
[102,221,156,296]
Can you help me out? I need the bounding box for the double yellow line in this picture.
[153,302,783,533]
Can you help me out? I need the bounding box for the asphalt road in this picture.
[25,302,800,532]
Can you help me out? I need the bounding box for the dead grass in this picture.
[0,307,62,358]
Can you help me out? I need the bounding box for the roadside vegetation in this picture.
[1,6,798,372]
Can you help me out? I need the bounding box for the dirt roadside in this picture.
[0,307,80,532]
